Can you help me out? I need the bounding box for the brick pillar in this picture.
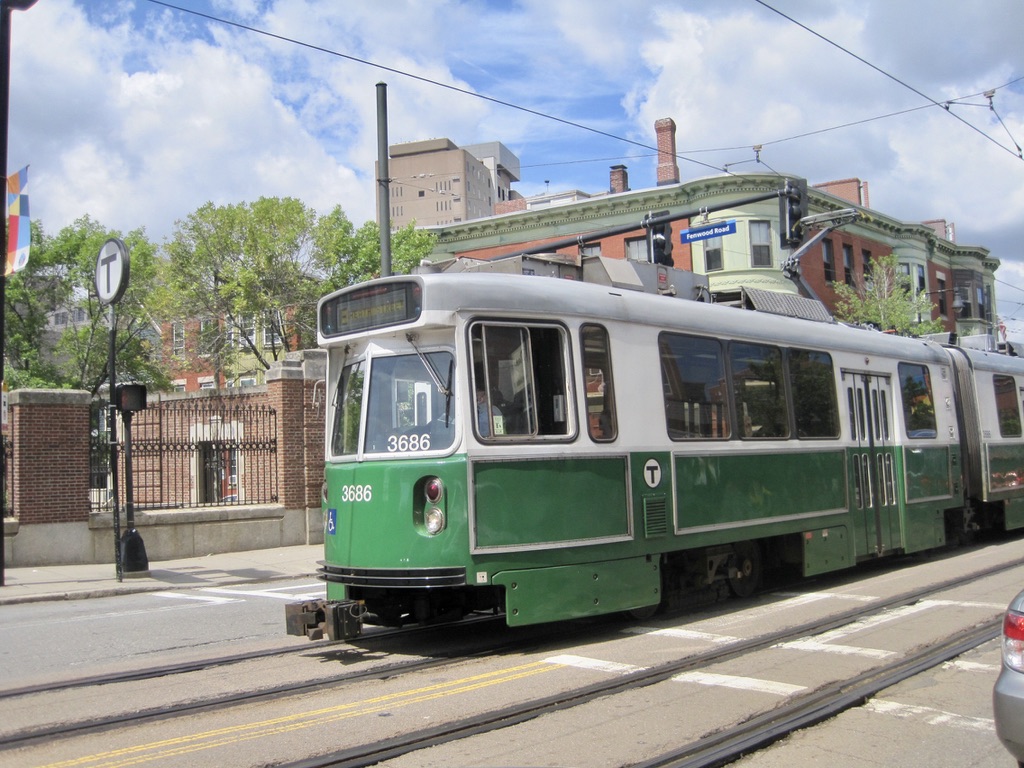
[266,358,306,509]
[655,118,680,186]
[10,389,92,524]
[301,350,326,510]
[266,350,326,511]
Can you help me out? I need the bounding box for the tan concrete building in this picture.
[383,138,520,229]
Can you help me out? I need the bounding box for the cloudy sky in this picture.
[9,0,1024,324]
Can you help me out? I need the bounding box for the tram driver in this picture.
[477,388,503,437]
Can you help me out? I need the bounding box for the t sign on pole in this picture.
[95,238,129,306]
[95,239,148,578]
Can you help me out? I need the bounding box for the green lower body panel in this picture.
[492,556,661,626]
[803,526,851,577]
[902,505,946,553]
[1005,498,1024,531]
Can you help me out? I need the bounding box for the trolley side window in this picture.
[660,333,730,440]
[470,322,571,440]
[789,349,840,438]
[730,342,790,439]
[581,324,617,442]
[994,374,1022,437]
[331,360,365,456]
[898,362,937,438]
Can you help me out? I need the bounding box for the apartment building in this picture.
[383,138,520,229]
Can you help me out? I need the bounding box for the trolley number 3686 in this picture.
[340,484,373,502]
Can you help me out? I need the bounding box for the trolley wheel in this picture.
[626,602,660,620]
[728,540,762,598]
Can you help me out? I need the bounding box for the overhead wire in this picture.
[143,0,728,174]
[752,0,1024,162]
[147,1,1021,184]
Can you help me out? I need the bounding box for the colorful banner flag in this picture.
[6,165,29,276]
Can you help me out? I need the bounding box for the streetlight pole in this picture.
[0,0,38,587]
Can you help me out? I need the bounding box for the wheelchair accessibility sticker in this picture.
[326,508,337,536]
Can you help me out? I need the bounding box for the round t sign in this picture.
[95,238,130,306]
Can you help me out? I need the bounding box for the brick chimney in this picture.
[655,118,680,186]
[813,178,870,207]
[609,164,629,193]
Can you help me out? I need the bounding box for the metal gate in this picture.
[90,399,278,512]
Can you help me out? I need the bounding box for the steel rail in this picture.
[279,556,1023,768]
[634,620,1000,768]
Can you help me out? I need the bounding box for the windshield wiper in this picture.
[406,333,454,425]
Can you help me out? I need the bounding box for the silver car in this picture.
[995,589,1024,767]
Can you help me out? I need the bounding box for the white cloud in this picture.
[6,0,1024,327]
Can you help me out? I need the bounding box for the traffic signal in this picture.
[778,178,808,249]
[115,383,147,413]
[650,221,674,266]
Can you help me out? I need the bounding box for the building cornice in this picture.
[429,172,995,272]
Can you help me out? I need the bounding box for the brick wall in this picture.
[4,350,326,528]
[9,390,92,524]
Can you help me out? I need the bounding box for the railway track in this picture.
[0,616,514,749]
[274,558,1021,767]
[0,614,506,702]
[3,553,1016,766]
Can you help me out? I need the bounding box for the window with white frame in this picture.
[263,313,283,347]
[749,221,771,267]
[705,236,723,272]
[625,237,646,261]
[172,321,185,355]
[198,318,218,357]
[230,316,256,348]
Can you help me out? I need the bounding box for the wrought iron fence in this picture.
[2,434,12,519]
[90,399,278,512]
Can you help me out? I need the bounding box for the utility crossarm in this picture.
[781,208,861,303]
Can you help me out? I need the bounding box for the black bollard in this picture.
[120,528,149,575]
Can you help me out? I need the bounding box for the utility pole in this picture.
[376,82,392,278]
[0,0,39,587]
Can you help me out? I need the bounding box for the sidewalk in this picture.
[0,544,324,605]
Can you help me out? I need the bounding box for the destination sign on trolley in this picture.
[320,281,422,337]
[678,220,737,243]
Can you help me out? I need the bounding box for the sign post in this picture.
[0,0,42,586]
[95,238,148,578]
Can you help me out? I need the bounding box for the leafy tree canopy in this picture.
[163,198,436,374]
[3,200,436,392]
[832,252,945,337]
[5,216,167,394]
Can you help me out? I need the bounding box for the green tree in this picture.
[832,252,945,337]
[311,214,437,291]
[4,219,65,388]
[164,198,325,378]
[4,217,167,394]
[164,199,437,380]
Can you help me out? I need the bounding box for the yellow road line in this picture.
[37,660,560,768]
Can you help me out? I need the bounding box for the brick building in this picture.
[423,119,998,342]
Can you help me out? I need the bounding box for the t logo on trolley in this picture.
[643,459,662,488]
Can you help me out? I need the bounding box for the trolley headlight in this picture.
[425,507,446,535]
[425,477,444,504]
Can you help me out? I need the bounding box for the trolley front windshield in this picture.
[331,351,455,457]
